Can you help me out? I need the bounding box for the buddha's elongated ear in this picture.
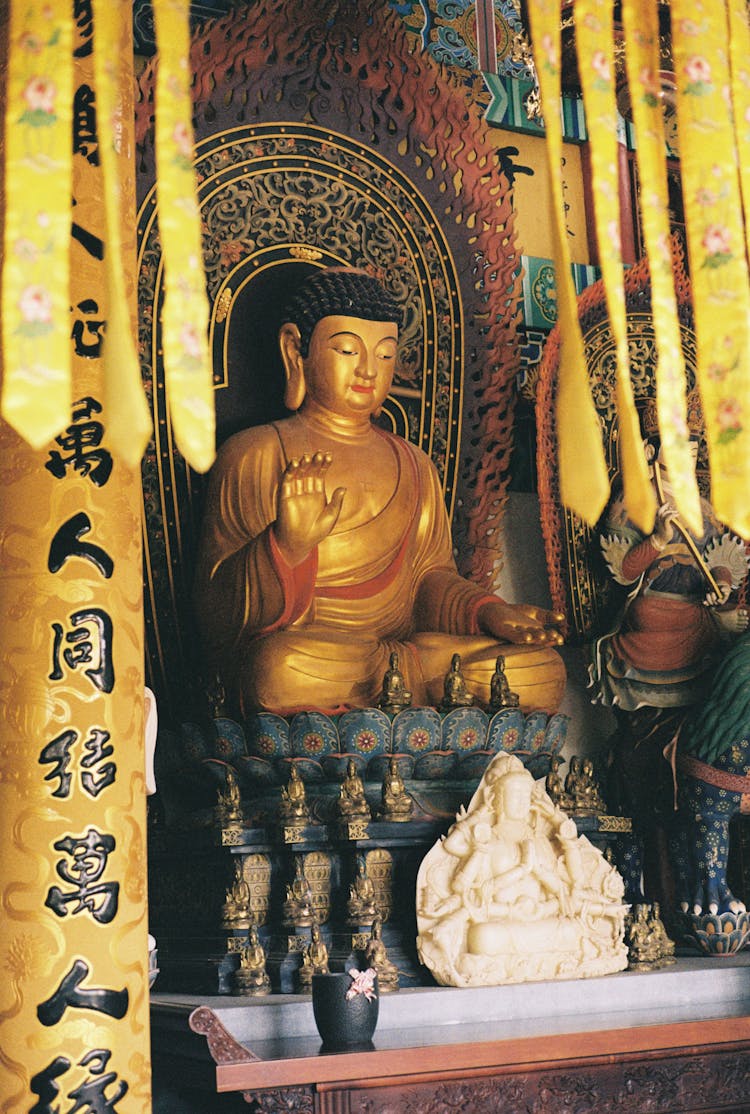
[279,322,306,411]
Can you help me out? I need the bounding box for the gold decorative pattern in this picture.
[214,286,232,323]
[289,244,323,262]
[244,853,272,926]
[365,848,394,923]
[339,820,369,841]
[301,851,331,925]
[597,816,633,833]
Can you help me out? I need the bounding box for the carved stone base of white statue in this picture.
[416,753,628,987]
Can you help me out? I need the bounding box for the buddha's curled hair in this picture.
[281,267,402,356]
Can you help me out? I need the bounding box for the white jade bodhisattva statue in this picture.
[416,753,628,987]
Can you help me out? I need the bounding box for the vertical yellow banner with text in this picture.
[0,7,151,1112]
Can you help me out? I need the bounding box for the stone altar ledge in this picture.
[152,953,750,1052]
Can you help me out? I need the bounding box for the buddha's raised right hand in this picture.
[273,451,346,566]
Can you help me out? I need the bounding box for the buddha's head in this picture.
[279,268,402,417]
[494,768,533,822]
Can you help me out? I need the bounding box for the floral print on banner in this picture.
[575,0,655,535]
[1,5,73,447]
[670,0,750,536]
[153,0,215,474]
[621,0,702,535]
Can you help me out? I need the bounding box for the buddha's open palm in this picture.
[274,452,346,566]
[477,600,565,645]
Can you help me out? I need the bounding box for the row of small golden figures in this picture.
[545,753,609,816]
[224,852,383,933]
[222,744,611,830]
[281,754,413,824]
[234,915,400,997]
[380,650,520,715]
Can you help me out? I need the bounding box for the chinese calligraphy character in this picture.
[73,85,99,165]
[45,828,119,924]
[49,609,114,694]
[48,512,114,577]
[71,299,105,359]
[30,1050,129,1114]
[67,1050,128,1113]
[40,728,116,799]
[37,959,128,1026]
[46,397,113,486]
[73,0,94,59]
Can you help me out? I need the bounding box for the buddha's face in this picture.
[496,773,532,821]
[303,315,398,417]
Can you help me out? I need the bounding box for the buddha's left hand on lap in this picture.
[476,600,565,645]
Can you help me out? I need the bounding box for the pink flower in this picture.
[717,398,742,431]
[592,51,611,83]
[345,967,377,1001]
[702,224,731,256]
[179,321,202,359]
[678,18,701,36]
[23,76,56,114]
[13,238,38,262]
[19,32,42,53]
[173,120,192,160]
[694,187,716,206]
[684,56,711,85]
[19,284,52,322]
[540,32,557,70]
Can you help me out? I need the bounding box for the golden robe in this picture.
[194,422,564,714]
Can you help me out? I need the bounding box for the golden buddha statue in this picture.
[234,924,271,996]
[380,755,413,821]
[648,902,676,965]
[335,758,370,820]
[626,903,661,969]
[364,916,400,992]
[279,764,309,821]
[298,922,329,990]
[544,754,568,809]
[283,858,314,926]
[347,857,378,926]
[222,859,251,928]
[488,654,520,711]
[440,653,475,711]
[193,268,565,716]
[217,767,242,825]
[378,651,412,714]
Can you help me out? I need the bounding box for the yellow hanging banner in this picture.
[575,0,655,534]
[1,2,73,448]
[92,0,152,469]
[671,0,750,537]
[528,0,610,527]
[621,0,702,534]
[727,0,750,268]
[152,0,215,474]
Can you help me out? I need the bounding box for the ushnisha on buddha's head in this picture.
[278,268,402,418]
